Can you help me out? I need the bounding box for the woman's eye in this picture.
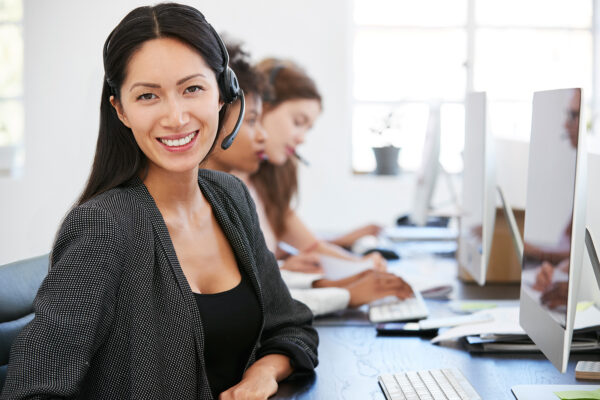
[247,118,257,126]
[185,85,203,94]
[137,93,157,101]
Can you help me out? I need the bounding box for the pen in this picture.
[293,150,310,166]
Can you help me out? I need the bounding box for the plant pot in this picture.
[372,145,400,175]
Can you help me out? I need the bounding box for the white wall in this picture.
[1,0,599,267]
[0,0,360,264]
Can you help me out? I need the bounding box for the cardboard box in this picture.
[458,207,525,283]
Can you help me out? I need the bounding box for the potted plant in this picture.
[370,111,401,175]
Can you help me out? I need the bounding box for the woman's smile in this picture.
[157,130,199,152]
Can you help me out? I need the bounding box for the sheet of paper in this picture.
[319,255,373,280]
[574,304,600,330]
[431,307,523,343]
[431,304,600,344]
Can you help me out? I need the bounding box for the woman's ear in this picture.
[110,96,131,128]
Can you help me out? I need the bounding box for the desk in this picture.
[274,255,600,400]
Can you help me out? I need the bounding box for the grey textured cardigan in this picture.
[1,169,318,400]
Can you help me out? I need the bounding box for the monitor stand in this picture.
[511,227,600,399]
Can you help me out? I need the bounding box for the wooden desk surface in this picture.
[274,253,600,399]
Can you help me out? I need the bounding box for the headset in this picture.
[207,24,245,150]
[266,63,286,103]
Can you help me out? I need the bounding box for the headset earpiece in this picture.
[220,65,241,104]
[207,23,245,149]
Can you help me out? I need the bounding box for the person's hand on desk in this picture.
[280,253,323,274]
[541,281,569,309]
[533,262,555,291]
[533,259,569,292]
[362,251,387,271]
[219,354,291,400]
[345,270,413,308]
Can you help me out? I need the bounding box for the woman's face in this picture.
[111,37,222,176]
[261,99,321,165]
[208,94,267,173]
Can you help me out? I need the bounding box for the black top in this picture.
[194,271,261,398]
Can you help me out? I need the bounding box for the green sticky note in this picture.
[577,301,594,312]
[554,388,600,399]
[459,302,497,311]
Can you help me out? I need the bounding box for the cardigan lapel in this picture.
[126,174,266,336]
[196,175,265,314]
[126,177,211,392]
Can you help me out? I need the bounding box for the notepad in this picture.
[554,388,600,399]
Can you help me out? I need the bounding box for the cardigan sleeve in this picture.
[1,205,125,400]
[239,184,319,376]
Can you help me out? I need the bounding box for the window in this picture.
[0,0,24,175]
[352,0,593,174]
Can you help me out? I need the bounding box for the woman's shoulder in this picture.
[66,184,148,235]
[198,169,251,204]
[77,184,141,214]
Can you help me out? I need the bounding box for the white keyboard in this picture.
[369,292,429,323]
[379,368,482,400]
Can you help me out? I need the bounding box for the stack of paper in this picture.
[431,305,600,353]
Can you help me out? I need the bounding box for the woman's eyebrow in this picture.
[129,73,207,92]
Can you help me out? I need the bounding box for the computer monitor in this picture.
[410,102,441,226]
[457,92,497,286]
[519,88,587,373]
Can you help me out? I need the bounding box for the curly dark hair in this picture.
[225,39,266,99]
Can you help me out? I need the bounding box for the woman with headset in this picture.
[1,4,317,400]
[251,59,392,271]
[205,42,413,316]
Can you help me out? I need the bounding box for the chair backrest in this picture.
[0,254,49,390]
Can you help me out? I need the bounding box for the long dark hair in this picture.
[78,3,229,205]
[251,59,321,238]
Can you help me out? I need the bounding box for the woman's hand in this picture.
[346,270,413,307]
[280,253,323,274]
[533,261,555,292]
[219,355,291,400]
[362,251,387,271]
[219,370,277,400]
[541,281,569,309]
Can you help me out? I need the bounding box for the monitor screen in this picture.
[411,102,441,226]
[519,88,587,373]
[458,92,496,285]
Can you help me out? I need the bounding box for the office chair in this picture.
[0,254,49,390]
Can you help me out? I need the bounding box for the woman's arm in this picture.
[279,210,386,270]
[218,354,292,400]
[238,182,319,374]
[2,206,125,399]
[327,223,381,249]
[278,209,356,260]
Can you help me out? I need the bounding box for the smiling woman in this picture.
[110,37,222,176]
[0,3,318,400]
